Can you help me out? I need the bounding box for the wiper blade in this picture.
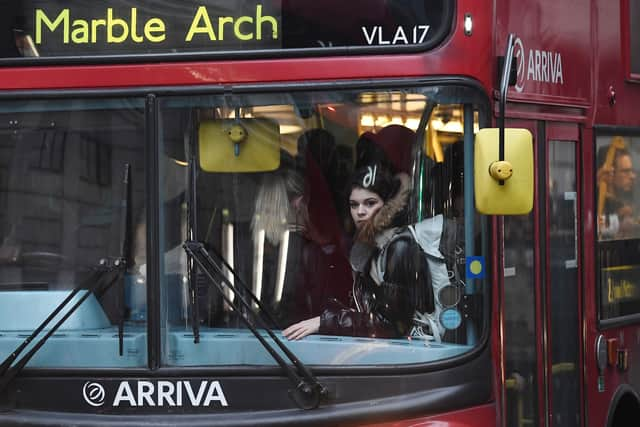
[118,164,133,356]
[186,136,201,343]
[0,259,125,394]
[183,240,327,410]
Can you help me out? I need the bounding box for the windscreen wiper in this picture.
[183,241,327,410]
[118,164,133,356]
[0,163,133,393]
[184,134,280,342]
[186,127,201,343]
[0,259,126,394]
[203,242,282,329]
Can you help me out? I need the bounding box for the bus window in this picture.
[0,98,148,368]
[157,86,488,367]
[596,133,640,319]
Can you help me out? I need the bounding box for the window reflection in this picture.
[0,99,148,368]
[596,134,640,319]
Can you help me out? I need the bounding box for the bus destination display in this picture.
[1,0,452,61]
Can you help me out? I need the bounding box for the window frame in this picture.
[0,95,151,368]
[154,79,493,372]
[0,77,492,376]
[594,126,640,329]
[622,0,640,82]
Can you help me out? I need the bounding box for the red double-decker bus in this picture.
[0,1,639,426]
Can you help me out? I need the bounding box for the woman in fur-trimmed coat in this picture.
[283,164,433,339]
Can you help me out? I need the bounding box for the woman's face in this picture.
[349,187,384,229]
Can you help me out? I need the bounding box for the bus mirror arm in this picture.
[183,241,327,410]
[495,33,517,186]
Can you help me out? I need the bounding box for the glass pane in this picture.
[158,86,487,366]
[0,98,147,368]
[596,134,640,319]
[504,213,539,427]
[631,0,640,75]
[548,140,580,426]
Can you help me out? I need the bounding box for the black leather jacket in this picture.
[318,231,433,338]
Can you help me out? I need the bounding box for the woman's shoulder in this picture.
[375,226,421,257]
[375,226,405,248]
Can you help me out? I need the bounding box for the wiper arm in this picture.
[183,146,280,337]
[206,243,282,329]
[0,258,125,394]
[183,240,327,410]
[1,163,133,393]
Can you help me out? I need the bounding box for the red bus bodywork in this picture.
[0,1,639,426]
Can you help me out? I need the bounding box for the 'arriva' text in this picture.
[113,380,228,407]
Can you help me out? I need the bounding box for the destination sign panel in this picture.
[0,0,452,62]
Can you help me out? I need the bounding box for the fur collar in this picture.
[356,172,411,243]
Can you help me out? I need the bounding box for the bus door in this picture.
[502,120,582,427]
[545,122,582,427]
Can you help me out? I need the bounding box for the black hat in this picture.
[350,164,399,202]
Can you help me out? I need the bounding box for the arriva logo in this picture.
[514,37,564,93]
[81,380,229,407]
[83,381,106,407]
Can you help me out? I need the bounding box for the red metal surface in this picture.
[496,0,592,106]
[0,2,494,92]
[363,403,496,427]
[1,0,640,425]
[492,215,505,427]
[495,1,640,425]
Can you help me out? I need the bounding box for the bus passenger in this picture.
[251,149,351,325]
[283,164,434,339]
[597,141,639,239]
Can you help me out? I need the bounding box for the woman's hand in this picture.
[283,316,320,340]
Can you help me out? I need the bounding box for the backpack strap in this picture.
[407,215,451,341]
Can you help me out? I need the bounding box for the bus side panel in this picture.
[587,1,640,426]
[364,403,496,427]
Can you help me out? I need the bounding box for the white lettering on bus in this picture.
[113,382,136,406]
[515,37,564,93]
[526,49,563,85]
[112,380,228,407]
[361,26,430,45]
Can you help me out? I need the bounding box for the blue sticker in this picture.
[440,308,462,330]
[466,256,485,279]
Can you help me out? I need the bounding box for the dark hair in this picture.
[350,164,399,202]
[297,129,337,176]
[597,144,631,169]
[356,125,415,174]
